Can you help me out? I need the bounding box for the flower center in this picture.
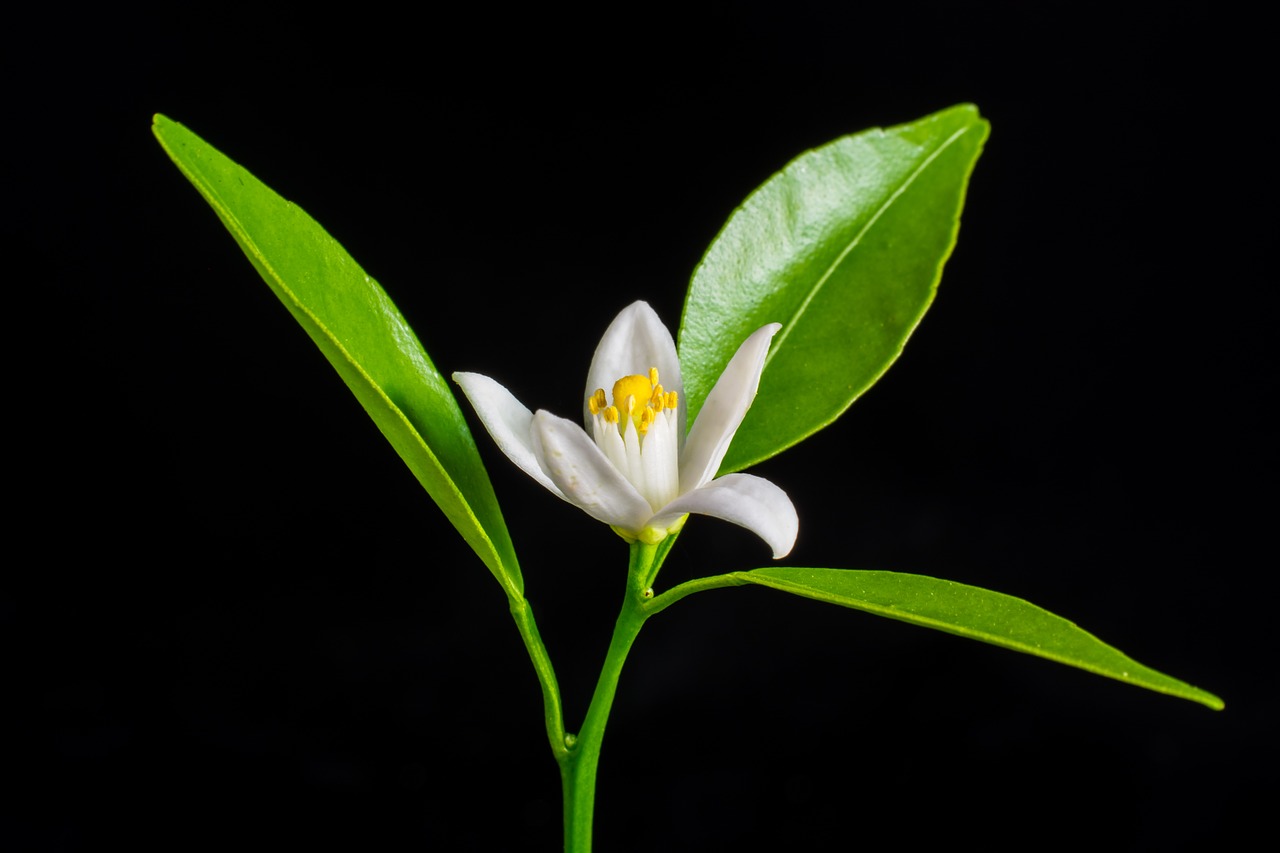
[587,367,680,511]
[588,368,679,434]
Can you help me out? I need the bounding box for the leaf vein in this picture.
[764,124,974,370]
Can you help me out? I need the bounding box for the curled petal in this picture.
[649,473,798,559]
[530,410,655,533]
[453,372,564,499]
[583,302,683,440]
[679,323,781,493]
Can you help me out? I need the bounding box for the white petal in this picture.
[592,413,631,481]
[640,410,680,509]
[679,323,781,493]
[454,372,566,499]
[619,414,648,506]
[583,302,683,438]
[530,410,655,533]
[649,473,798,559]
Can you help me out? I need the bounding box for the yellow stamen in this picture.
[592,367,674,435]
[588,388,608,416]
[650,384,665,411]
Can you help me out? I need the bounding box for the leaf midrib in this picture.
[763,124,975,373]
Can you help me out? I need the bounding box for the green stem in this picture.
[644,571,748,617]
[509,596,568,758]
[558,541,661,853]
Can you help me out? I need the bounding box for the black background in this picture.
[8,6,1272,850]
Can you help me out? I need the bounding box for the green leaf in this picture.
[153,115,522,599]
[678,104,989,473]
[735,567,1223,709]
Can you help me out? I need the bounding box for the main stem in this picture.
[559,541,660,853]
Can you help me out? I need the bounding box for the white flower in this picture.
[453,301,797,558]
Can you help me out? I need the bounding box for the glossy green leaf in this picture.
[735,567,1223,709]
[678,104,989,473]
[153,115,522,599]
